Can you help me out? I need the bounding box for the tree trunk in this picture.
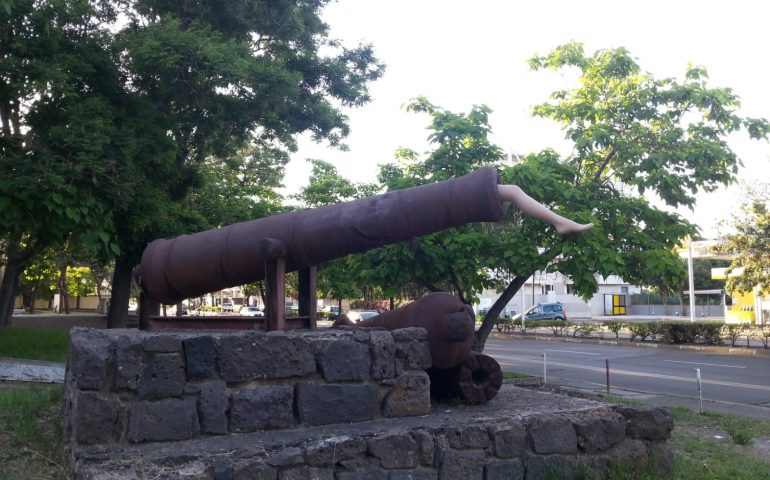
[57,262,70,314]
[258,281,266,308]
[474,275,528,353]
[27,286,38,314]
[176,302,183,316]
[0,260,21,328]
[107,257,134,328]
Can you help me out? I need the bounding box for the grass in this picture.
[670,406,770,447]
[597,403,770,480]
[0,326,69,362]
[0,384,67,480]
[502,371,530,380]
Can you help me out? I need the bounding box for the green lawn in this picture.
[0,326,69,362]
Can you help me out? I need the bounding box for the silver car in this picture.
[239,306,264,317]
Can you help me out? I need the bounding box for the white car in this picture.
[239,306,264,317]
[347,310,380,322]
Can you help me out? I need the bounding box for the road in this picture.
[485,337,770,420]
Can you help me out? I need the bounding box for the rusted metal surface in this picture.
[336,292,503,403]
[147,315,313,331]
[341,292,476,370]
[138,167,504,305]
[428,353,503,404]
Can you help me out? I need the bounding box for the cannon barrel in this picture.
[139,168,505,304]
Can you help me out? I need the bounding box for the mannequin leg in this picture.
[498,185,593,234]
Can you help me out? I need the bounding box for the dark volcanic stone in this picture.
[217,333,316,382]
[127,398,199,442]
[137,353,185,400]
[296,383,379,426]
[230,385,294,432]
[184,336,218,380]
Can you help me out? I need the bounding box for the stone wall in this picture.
[62,327,432,447]
[72,385,674,480]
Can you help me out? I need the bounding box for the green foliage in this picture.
[18,253,58,304]
[65,266,97,298]
[0,0,121,272]
[603,320,625,338]
[714,186,770,293]
[655,322,724,345]
[627,322,660,342]
[572,322,598,337]
[295,160,373,304]
[530,42,768,208]
[474,42,767,349]
[0,0,385,327]
[0,326,69,362]
[349,99,508,305]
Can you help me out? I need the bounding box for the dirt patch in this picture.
[747,436,770,463]
[678,425,732,444]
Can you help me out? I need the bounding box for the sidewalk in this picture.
[0,357,66,384]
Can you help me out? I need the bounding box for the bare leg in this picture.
[498,185,593,234]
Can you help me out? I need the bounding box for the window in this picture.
[621,286,629,294]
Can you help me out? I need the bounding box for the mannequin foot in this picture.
[555,220,594,235]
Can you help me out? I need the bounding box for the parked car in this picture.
[347,310,380,323]
[239,306,264,317]
[222,302,235,312]
[323,305,341,314]
[523,303,567,321]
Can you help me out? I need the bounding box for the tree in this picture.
[714,185,770,293]
[66,266,98,310]
[472,43,768,350]
[18,253,57,313]
[0,0,121,326]
[351,99,507,306]
[352,43,767,352]
[295,159,373,309]
[103,0,384,328]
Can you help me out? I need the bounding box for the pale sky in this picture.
[285,0,770,238]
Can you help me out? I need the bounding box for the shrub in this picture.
[722,324,748,347]
[656,322,724,344]
[758,325,770,349]
[603,320,625,339]
[572,323,598,337]
[660,322,698,344]
[628,322,659,342]
[494,317,515,333]
[699,323,724,345]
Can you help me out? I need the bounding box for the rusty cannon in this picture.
[136,167,591,403]
[137,167,509,330]
[334,292,503,404]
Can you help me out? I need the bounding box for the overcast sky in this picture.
[284,0,770,238]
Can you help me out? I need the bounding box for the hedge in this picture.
[491,317,770,348]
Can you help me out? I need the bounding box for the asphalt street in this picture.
[485,337,770,420]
